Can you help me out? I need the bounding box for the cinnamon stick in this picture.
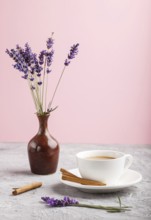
[60,168,79,178]
[12,182,42,195]
[60,168,106,186]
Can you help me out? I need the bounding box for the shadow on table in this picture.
[51,183,138,200]
[7,169,33,176]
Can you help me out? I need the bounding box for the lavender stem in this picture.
[47,65,66,111]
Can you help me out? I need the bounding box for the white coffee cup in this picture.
[76,150,133,185]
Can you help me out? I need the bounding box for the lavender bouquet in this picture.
[6,34,79,115]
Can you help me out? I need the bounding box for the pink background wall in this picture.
[0,0,151,144]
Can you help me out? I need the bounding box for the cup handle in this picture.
[124,154,133,170]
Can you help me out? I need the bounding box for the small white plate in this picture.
[60,168,142,193]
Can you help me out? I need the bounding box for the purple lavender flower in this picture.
[24,43,33,66]
[38,49,54,74]
[64,43,79,66]
[46,50,54,67]
[32,53,43,73]
[35,64,43,73]
[46,37,54,49]
[68,44,79,59]
[41,196,79,207]
[6,43,43,79]
[6,48,28,74]
[39,50,47,65]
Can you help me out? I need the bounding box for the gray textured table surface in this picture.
[0,143,150,220]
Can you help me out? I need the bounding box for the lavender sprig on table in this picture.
[6,35,79,115]
[41,196,131,213]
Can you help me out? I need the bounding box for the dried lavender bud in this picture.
[46,37,54,49]
[30,77,34,81]
[22,74,28,79]
[46,68,51,74]
[64,59,70,66]
[31,85,35,90]
[37,81,42,85]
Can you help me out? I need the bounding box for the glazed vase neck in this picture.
[37,114,50,134]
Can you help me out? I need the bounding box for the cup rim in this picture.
[76,150,126,161]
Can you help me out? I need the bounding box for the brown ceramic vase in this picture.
[28,114,59,175]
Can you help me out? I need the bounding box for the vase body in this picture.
[28,114,59,175]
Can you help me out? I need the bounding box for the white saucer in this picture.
[60,168,142,193]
